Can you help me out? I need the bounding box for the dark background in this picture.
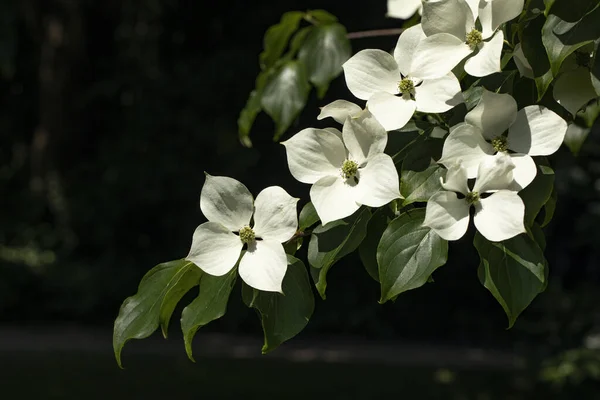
[1,0,599,398]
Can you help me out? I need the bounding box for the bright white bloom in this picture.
[186,175,298,293]
[387,0,422,19]
[439,89,567,189]
[424,154,526,242]
[282,111,401,225]
[411,0,524,78]
[342,24,463,131]
[317,99,362,124]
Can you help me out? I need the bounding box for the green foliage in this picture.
[548,0,599,22]
[298,202,320,231]
[475,233,548,328]
[242,255,314,353]
[113,260,199,368]
[519,160,555,227]
[181,268,237,361]
[308,208,371,299]
[358,209,390,282]
[377,209,448,303]
[400,137,445,206]
[260,12,305,70]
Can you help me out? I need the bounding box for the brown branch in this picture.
[346,28,405,39]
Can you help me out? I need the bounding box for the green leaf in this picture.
[260,11,304,71]
[563,123,590,155]
[181,268,237,361]
[308,208,372,299]
[521,15,554,100]
[556,5,600,44]
[542,15,594,76]
[400,137,445,206]
[237,69,277,147]
[159,265,201,338]
[591,41,600,96]
[299,201,320,231]
[242,255,315,354]
[474,232,548,328]
[377,209,448,303]
[358,209,389,282]
[549,0,598,22]
[519,160,555,227]
[540,187,557,228]
[113,259,194,368]
[305,9,338,24]
[298,23,351,98]
[530,223,547,251]
[261,61,311,140]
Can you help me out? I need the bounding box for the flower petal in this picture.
[423,191,471,241]
[464,30,504,77]
[411,33,473,79]
[355,153,401,207]
[465,88,518,140]
[509,153,537,191]
[507,106,568,156]
[441,163,470,195]
[366,91,416,131]
[513,43,534,79]
[342,110,388,164]
[317,100,362,124]
[553,67,599,116]
[186,222,242,276]
[478,0,524,39]
[253,186,299,243]
[414,73,463,113]
[473,152,516,193]
[438,124,495,178]
[343,49,400,100]
[282,128,346,184]
[474,191,526,242]
[394,24,426,76]
[200,175,253,230]
[310,175,361,225]
[239,240,287,293]
[387,0,422,19]
[421,0,473,39]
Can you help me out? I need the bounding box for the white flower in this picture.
[342,24,463,131]
[411,0,524,78]
[387,0,422,19]
[282,111,401,224]
[317,99,362,124]
[186,175,298,293]
[424,153,526,242]
[439,89,567,189]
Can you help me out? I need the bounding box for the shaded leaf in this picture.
[549,0,598,23]
[299,201,320,231]
[358,209,389,282]
[519,159,555,227]
[563,123,590,155]
[542,15,593,77]
[159,265,201,338]
[400,137,445,205]
[260,11,304,70]
[238,69,277,147]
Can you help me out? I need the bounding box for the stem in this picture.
[285,230,313,244]
[346,28,405,39]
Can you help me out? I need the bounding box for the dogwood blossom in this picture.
[282,111,401,224]
[411,0,524,78]
[439,89,567,189]
[342,24,463,131]
[317,99,362,124]
[387,0,422,19]
[424,154,526,242]
[186,175,298,293]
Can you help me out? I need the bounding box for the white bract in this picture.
[186,175,298,293]
[387,0,422,19]
[342,24,463,131]
[282,111,401,225]
[411,0,524,78]
[424,154,526,242]
[317,99,362,124]
[439,89,567,189]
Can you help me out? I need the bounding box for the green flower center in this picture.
[398,78,415,96]
[491,136,508,152]
[341,159,359,179]
[466,29,483,48]
[238,226,255,244]
[465,191,480,205]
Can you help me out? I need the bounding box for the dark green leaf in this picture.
[592,41,600,95]
[113,259,194,368]
[298,23,351,98]
[556,5,600,44]
[308,208,372,299]
[306,9,338,24]
[563,123,590,155]
[400,137,445,205]
[181,268,237,361]
[159,265,201,338]
[299,202,320,231]
[261,61,311,140]
[238,69,277,147]
[377,209,448,303]
[540,187,558,227]
[242,255,314,354]
[542,15,593,76]
[358,209,389,282]
[549,0,598,22]
[529,223,547,251]
[474,232,548,328]
[521,15,554,99]
[260,11,304,71]
[288,26,314,57]
[519,160,555,226]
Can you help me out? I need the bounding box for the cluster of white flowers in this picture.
[185,0,572,293]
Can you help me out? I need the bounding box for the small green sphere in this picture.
[398,78,415,96]
[341,160,359,179]
[465,191,480,205]
[239,226,256,244]
[466,29,483,48]
[491,136,509,152]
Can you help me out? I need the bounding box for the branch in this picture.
[346,28,405,39]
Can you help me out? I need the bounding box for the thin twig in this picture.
[346,28,405,39]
